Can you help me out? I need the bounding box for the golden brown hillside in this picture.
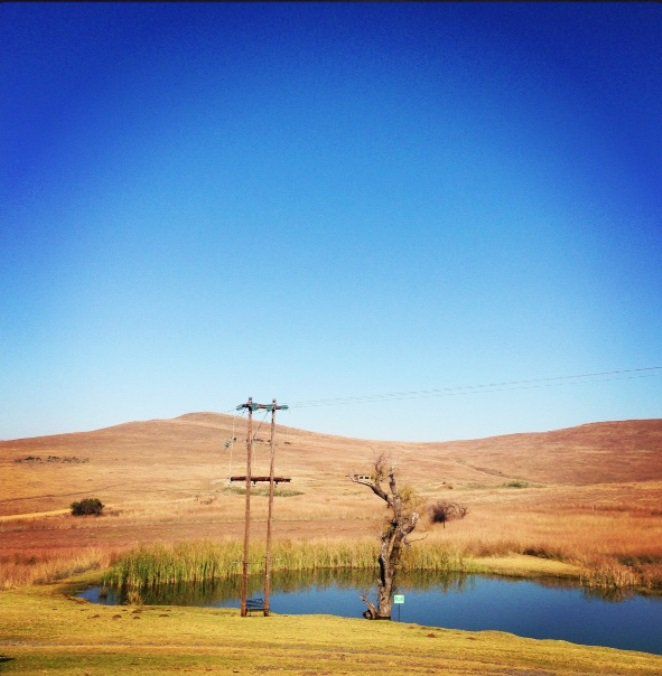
[1,415,661,588]
[2,414,660,514]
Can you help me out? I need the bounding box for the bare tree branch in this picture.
[349,454,424,619]
[348,474,391,506]
[388,468,398,498]
[350,453,469,620]
[404,533,429,547]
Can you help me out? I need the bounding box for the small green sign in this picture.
[393,594,405,605]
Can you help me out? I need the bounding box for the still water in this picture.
[80,569,662,655]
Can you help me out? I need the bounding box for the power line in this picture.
[287,366,662,409]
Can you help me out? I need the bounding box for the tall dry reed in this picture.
[103,539,468,591]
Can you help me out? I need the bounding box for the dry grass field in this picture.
[1,413,661,590]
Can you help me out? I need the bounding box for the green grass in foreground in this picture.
[0,579,660,674]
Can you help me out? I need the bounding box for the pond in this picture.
[80,568,662,655]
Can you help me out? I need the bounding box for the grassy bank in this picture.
[3,539,649,596]
[102,539,600,595]
[102,539,469,590]
[104,538,660,600]
[0,581,660,674]
[0,547,112,590]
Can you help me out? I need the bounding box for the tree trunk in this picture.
[365,519,408,619]
[377,535,397,619]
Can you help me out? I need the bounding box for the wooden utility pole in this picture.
[264,398,286,616]
[234,398,289,618]
[238,397,254,617]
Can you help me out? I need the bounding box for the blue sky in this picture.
[1,3,660,441]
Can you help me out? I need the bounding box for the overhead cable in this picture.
[288,366,662,409]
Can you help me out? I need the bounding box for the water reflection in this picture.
[80,569,662,654]
[90,567,634,606]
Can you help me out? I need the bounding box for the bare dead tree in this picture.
[349,454,420,619]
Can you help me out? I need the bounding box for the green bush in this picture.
[502,481,530,489]
[70,498,104,516]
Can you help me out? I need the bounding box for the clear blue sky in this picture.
[1,3,660,442]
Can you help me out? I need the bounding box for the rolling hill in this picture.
[1,415,661,571]
[2,414,661,515]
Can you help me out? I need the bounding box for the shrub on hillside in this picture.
[503,480,530,489]
[70,498,104,517]
[429,500,467,527]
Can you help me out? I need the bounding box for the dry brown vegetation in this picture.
[1,413,661,589]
